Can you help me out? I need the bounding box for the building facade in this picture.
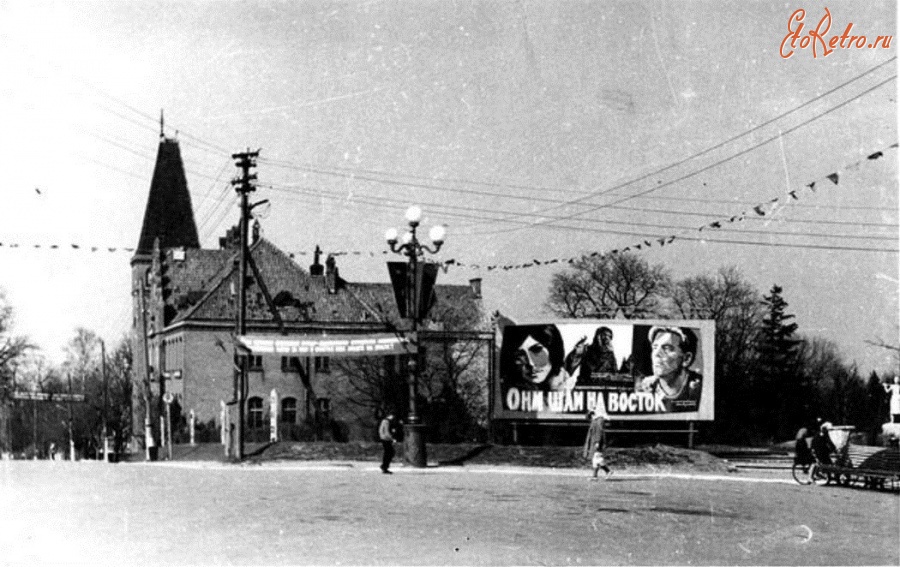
[130,136,484,450]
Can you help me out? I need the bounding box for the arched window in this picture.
[281,397,297,424]
[247,397,264,429]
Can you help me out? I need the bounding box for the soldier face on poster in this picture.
[496,320,714,421]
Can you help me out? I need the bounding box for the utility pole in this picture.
[231,149,259,461]
[67,373,74,461]
[101,339,108,460]
[139,277,155,460]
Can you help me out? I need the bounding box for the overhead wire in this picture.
[465,73,897,236]
[256,57,897,228]
[36,55,896,263]
[262,180,897,242]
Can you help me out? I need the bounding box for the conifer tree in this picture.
[754,285,802,441]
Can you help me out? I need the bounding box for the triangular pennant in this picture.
[826,173,839,185]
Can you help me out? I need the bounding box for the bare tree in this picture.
[0,290,33,401]
[670,266,764,441]
[334,291,490,442]
[546,252,671,319]
[865,330,900,370]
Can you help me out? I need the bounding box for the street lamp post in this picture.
[385,206,445,468]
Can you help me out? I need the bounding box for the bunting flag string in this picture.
[442,141,897,271]
[0,144,895,268]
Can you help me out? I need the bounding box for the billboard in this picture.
[494,319,715,421]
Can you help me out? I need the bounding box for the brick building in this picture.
[130,136,485,450]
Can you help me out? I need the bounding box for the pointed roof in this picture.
[135,137,200,256]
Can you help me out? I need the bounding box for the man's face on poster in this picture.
[513,335,551,384]
[599,329,613,350]
[651,331,693,380]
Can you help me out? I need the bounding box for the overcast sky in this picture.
[0,1,897,373]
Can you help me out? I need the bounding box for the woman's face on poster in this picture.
[514,335,552,384]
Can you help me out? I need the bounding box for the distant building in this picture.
[130,136,484,450]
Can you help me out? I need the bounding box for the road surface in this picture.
[1,459,897,565]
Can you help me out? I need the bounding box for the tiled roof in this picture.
[158,239,481,331]
[136,138,200,255]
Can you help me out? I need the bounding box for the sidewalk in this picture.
[136,454,798,485]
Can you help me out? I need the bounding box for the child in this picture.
[583,408,612,480]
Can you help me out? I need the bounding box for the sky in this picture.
[0,1,897,374]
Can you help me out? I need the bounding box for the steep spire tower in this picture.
[130,133,200,453]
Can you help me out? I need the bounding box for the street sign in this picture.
[13,391,85,402]
[163,392,175,404]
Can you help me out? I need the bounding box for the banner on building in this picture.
[494,320,715,421]
[238,333,409,357]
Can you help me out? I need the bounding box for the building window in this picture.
[281,356,301,372]
[314,356,330,374]
[247,397,264,429]
[236,354,263,371]
[281,397,297,424]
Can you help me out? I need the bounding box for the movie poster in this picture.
[495,320,715,421]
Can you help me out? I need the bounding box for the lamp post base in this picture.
[403,423,427,468]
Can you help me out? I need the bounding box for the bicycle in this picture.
[792,459,829,485]
[793,447,851,486]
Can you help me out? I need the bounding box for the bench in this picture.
[819,444,900,490]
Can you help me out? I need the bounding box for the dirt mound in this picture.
[250,441,733,473]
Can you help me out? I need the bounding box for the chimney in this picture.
[219,225,241,250]
[469,278,482,299]
[325,254,338,294]
[309,245,324,276]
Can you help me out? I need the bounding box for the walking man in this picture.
[379,413,396,474]
[583,407,612,480]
